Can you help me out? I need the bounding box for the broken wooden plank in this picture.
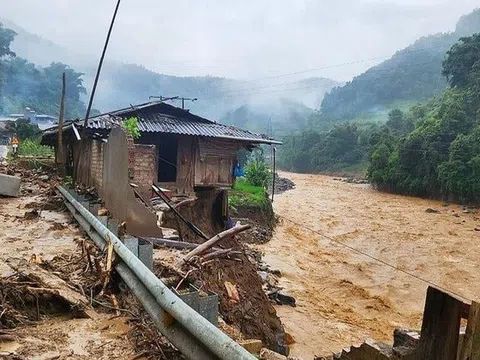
[183,222,251,263]
[415,286,462,360]
[9,260,96,319]
[202,248,242,261]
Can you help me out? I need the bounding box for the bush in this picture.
[122,117,140,139]
[245,159,271,188]
[17,139,54,156]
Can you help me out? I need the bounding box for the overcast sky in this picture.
[1,0,479,82]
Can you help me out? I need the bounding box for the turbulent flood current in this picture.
[260,171,480,358]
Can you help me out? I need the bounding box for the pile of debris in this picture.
[0,163,59,197]
[269,173,296,195]
[333,177,369,185]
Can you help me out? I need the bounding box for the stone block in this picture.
[138,240,153,271]
[239,339,263,354]
[124,236,138,257]
[0,173,20,197]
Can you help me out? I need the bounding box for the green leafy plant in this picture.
[245,158,271,188]
[122,116,140,139]
[17,139,54,156]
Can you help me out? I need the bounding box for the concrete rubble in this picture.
[0,173,20,197]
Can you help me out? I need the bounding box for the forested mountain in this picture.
[2,19,338,128]
[368,32,480,201]
[0,24,86,118]
[318,8,480,123]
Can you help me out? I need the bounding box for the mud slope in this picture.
[259,172,480,359]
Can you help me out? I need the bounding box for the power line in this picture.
[278,215,469,301]
[198,57,449,100]
[200,41,457,94]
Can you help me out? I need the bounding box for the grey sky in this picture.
[2,0,479,82]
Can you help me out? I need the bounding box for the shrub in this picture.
[122,117,140,139]
[17,139,54,156]
[245,158,271,188]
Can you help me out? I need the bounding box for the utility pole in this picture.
[75,0,121,182]
[83,0,122,131]
[57,72,66,176]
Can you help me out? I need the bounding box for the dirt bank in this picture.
[259,171,480,359]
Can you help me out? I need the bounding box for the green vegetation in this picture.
[317,9,480,124]
[367,33,480,202]
[2,117,40,140]
[245,158,271,188]
[122,116,140,139]
[277,122,381,174]
[0,22,86,118]
[229,178,269,209]
[17,138,53,156]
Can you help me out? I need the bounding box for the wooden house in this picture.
[41,101,280,198]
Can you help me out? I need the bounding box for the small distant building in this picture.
[4,108,57,130]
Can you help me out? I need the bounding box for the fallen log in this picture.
[141,237,223,252]
[202,249,242,261]
[183,222,251,263]
[9,261,96,319]
[173,197,197,209]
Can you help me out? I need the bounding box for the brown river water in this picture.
[259,172,480,359]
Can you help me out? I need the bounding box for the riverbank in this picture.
[259,171,480,359]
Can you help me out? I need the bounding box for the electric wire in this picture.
[277,215,469,301]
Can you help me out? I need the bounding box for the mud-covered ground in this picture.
[0,170,138,359]
[259,171,480,359]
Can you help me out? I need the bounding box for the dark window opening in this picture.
[158,136,178,182]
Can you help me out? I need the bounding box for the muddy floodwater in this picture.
[260,172,480,359]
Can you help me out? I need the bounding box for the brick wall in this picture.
[90,140,104,191]
[134,144,157,198]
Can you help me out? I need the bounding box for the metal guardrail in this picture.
[58,185,255,360]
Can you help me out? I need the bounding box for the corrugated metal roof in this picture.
[75,102,280,144]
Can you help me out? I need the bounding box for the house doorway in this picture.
[158,136,178,182]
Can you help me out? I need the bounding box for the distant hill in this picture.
[220,98,315,138]
[319,8,480,122]
[2,19,339,131]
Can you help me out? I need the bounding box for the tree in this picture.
[4,118,40,140]
[385,109,414,134]
[0,23,16,58]
[442,33,480,88]
[367,33,480,201]
[0,23,16,113]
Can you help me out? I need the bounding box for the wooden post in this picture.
[459,301,480,360]
[271,146,276,202]
[415,286,462,360]
[57,72,66,176]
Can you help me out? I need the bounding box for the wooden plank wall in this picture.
[73,140,92,186]
[175,136,196,194]
[195,138,238,187]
